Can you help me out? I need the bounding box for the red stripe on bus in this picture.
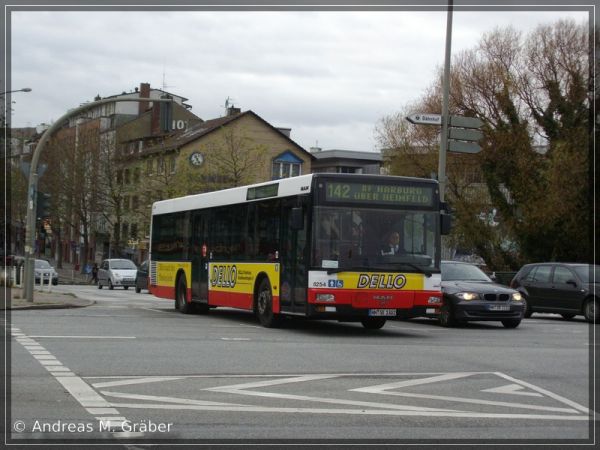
[207,291,280,313]
[307,289,441,309]
[150,284,176,300]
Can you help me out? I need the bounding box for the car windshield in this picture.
[110,260,136,270]
[35,260,51,269]
[573,265,600,283]
[441,263,491,282]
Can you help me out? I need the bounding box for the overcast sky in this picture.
[9,7,588,152]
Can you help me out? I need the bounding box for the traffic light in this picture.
[36,192,51,219]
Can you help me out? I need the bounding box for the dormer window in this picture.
[271,150,303,180]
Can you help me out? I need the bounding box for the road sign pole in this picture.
[438,0,453,204]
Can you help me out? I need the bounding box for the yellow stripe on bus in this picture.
[335,272,425,290]
[156,261,192,287]
[209,262,280,295]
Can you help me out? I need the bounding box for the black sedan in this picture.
[437,261,525,328]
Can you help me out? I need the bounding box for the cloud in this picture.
[9,9,588,151]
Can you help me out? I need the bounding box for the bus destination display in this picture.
[325,181,434,206]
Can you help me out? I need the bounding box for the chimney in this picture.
[138,82,150,115]
[310,147,322,153]
[227,106,241,117]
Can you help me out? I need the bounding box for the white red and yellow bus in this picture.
[149,173,450,329]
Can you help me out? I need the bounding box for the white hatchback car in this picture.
[98,259,137,290]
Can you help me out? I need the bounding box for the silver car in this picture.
[34,259,59,285]
[97,259,137,290]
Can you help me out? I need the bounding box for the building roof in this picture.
[141,110,314,159]
[311,149,382,162]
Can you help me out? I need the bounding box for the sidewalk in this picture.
[3,287,95,310]
[51,259,93,285]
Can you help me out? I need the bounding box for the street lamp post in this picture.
[23,96,173,302]
[0,88,32,96]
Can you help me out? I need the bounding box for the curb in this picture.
[7,299,96,310]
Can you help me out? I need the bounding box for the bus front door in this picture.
[279,202,308,314]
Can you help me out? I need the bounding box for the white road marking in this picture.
[351,372,475,391]
[29,335,136,339]
[105,402,588,420]
[220,337,251,341]
[101,391,247,407]
[92,376,185,389]
[9,330,140,437]
[494,372,591,414]
[482,383,543,397]
[351,373,587,414]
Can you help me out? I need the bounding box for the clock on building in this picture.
[189,152,204,166]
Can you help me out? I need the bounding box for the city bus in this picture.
[149,173,450,329]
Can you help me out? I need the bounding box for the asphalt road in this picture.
[3,285,597,445]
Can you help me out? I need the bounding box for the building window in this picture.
[271,150,303,180]
[124,169,131,184]
[131,223,138,239]
[134,167,140,183]
[116,170,123,185]
[146,159,153,176]
[157,158,165,175]
[169,155,176,173]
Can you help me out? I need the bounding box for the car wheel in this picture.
[501,319,521,328]
[109,280,114,290]
[176,273,192,314]
[135,286,141,293]
[361,317,386,330]
[124,286,129,290]
[98,281,102,289]
[439,301,456,327]
[583,298,599,323]
[256,278,279,328]
[523,296,532,318]
[561,313,576,320]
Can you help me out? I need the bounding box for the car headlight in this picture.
[113,273,122,280]
[511,292,523,301]
[456,292,479,301]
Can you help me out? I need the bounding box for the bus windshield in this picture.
[311,206,438,272]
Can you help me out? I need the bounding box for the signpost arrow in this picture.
[448,128,484,142]
[449,115,483,129]
[448,140,481,154]
[406,113,442,126]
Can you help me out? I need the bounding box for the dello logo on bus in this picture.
[211,264,237,288]
[357,273,407,290]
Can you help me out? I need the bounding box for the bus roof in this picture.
[152,174,315,216]
[151,173,439,216]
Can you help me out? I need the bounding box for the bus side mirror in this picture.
[291,207,304,231]
[440,213,452,235]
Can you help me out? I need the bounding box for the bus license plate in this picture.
[488,305,510,311]
[368,309,397,317]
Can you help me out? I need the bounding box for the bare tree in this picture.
[376,19,591,268]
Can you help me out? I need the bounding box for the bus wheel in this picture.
[176,274,192,314]
[361,317,386,330]
[256,278,280,328]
